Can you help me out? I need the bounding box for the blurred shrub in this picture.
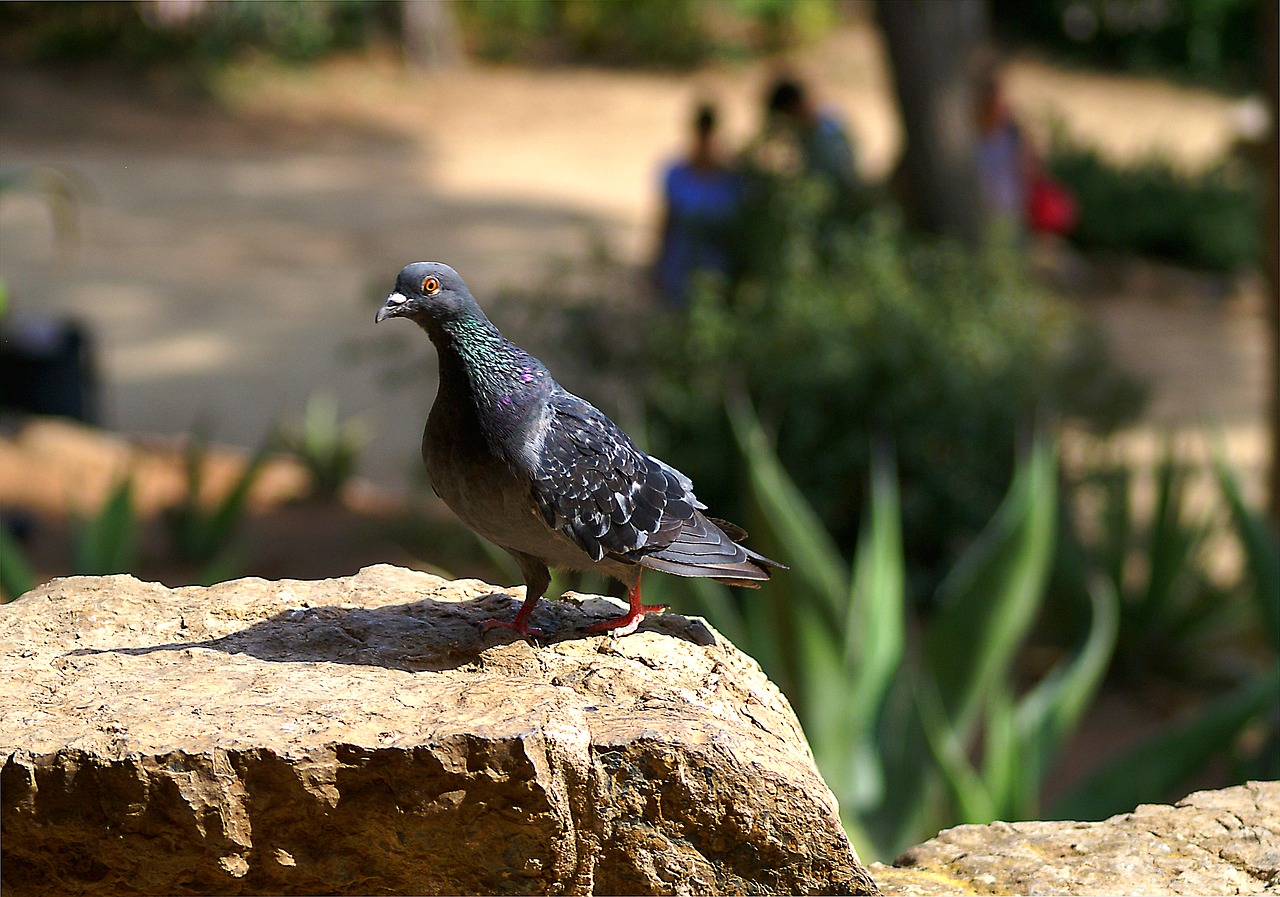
[1051,451,1279,819]
[649,409,1118,860]
[273,392,368,502]
[0,0,395,69]
[71,477,139,576]
[453,0,834,67]
[1052,443,1256,685]
[1048,139,1262,271]
[991,0,1263,91]
[644,210,1145,599]
[163,430,269,585]
[654,399,1276,858]
[0,0,834,72]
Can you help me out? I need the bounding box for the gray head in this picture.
[375,262,483,326]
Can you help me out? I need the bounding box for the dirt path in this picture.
[0,24,1267,495]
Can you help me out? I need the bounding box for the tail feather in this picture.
[632,510,785,584]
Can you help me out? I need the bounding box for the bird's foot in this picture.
[479,617,545,641]
[583,603,667,637]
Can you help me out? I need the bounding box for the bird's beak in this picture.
[376,292,409,323]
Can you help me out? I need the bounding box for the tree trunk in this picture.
[876,0,991,243]
[1263,0,1279,532]
[401,0,463,70]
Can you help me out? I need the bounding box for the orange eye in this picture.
[423,276,440,294]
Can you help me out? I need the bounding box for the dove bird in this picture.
[376,262,781,638]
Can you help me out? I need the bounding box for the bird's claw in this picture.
[584,603,668,636]
[479,617,545,641]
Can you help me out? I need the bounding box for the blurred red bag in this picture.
[1027,174,1078,235]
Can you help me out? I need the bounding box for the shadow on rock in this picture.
[64,589,718,673]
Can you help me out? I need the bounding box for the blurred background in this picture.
[1,0,1276,863]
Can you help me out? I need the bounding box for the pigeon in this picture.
[376,261,782,638]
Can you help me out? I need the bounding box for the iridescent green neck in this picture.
[428,311,551,448]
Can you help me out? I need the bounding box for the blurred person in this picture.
[764,75,859,192]
[653,102,744,307]
[757,74,871,262]
[976,71,1077,235]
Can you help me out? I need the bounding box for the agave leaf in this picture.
[194,550,245,588]
[1097,463,1131,597]
[845,454,906,738]
[1011,573,1120,814]
[1212,448,1280,656]
[740,587,787,689]
[685,578,747,648]
[792,593,856,792]
[0,527,38,601]
[1050,664,1280,821]
[916,675,998,824]
[925,437,1058,737]
[874,674,947,858]
[980,684,1024,819]
[74,477,137,575]
[202,441,272,561]
[473,535,520,582]
[726,392,849,622]
[1133,446,1198,630]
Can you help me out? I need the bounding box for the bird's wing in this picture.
[526,389,703,562]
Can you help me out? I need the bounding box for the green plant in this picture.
[1047,138,1261,272]
[2,477,140,599]
[274,392,368,501]
[0,526,38,601]
[646,214,1145,601]
[1051,451,1277,819]
[163,431,269,585]
[1057,442,1248,682]
[990,0,1263,92]
[648,399,1117,860]
[71,476,138,576]
[453,0,833,67]
[0,1,391,70]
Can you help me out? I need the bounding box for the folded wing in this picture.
[527,389,781,583]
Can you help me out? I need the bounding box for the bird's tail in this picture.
[637,512,785,586]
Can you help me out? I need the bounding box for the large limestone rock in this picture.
[0,565,877,896]
[872,780,1280,896]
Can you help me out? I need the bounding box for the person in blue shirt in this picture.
[654,103,744,307]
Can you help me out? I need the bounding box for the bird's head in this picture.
[376,262,477,326]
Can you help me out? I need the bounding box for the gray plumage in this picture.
[376,261,781,636]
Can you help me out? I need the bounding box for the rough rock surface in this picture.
[872,780,1280,896]
[0,565,877,896]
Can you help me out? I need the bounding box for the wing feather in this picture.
[525,386,782,582]
[527,389,695,559]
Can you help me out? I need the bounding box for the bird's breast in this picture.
[422,406,566,558]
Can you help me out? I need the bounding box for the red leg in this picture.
[480,592,544,640]
[584,577,667,636]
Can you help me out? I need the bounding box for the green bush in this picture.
[163,431,269,585]
[644,213,1145,599]
[1051,443,1257,684]
[273,392,368,501]
[1051,451,1279,818]
[0,1,393,69]
[653,401,1276,858]
[1048,139,1261,272]
[648,406,1118,860]
[990,0,1263,91]
[454,0,833,67]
